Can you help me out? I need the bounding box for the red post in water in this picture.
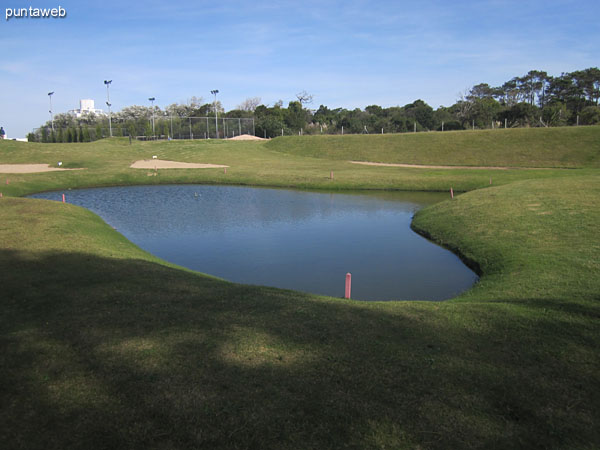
[62,194,65,203]
[345,272,352,299]
[450,187,454,199]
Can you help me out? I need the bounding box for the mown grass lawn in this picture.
[1,128,599,449]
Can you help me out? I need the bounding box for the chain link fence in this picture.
[29,117,255,142]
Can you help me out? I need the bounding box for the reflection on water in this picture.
[31,185,478,301]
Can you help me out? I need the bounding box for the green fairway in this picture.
[1,127,599,449]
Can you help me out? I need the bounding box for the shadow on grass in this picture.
[1,249,598,449]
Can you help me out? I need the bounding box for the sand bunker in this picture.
[349,161,543,170]
[0,164,84,173]
[228,134,267,141]
[130,159,229,169]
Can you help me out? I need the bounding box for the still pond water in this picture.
[31,185,478,301]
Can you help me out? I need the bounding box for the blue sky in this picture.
[1,0,598,137]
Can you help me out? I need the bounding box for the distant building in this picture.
[68,99,104,118]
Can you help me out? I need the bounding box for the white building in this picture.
[68,99,104,118]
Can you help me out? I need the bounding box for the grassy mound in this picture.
[266,126,600,168]
[0,133,596,196]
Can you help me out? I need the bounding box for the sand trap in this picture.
[349,161,547,170]
[228,134,267,141]
[130,159,229,169]
[0,164,84,173]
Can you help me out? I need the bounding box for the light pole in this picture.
[148,97,155,138]
[47,92,54,131]
[104,80,112,137]
[211,89,219,138]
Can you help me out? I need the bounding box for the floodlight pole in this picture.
[148,97,156,138]
[211,89,219,138]
[47,91,54,131]
[104,80,113,137]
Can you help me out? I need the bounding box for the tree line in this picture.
[29,67,600,142]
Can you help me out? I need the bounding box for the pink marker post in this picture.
[62,194,65,203]
[345,272,352,299]
[330,171,334,180]
[450,187,454,199]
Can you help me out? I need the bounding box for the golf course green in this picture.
[1,126,599,449]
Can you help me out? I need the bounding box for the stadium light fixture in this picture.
[104,80,113,137]
[211,89,219,138]
[47,91,54,131]
[148,97,156,138]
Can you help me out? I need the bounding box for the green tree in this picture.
[255,104,287,137]
[144,122,153,139]
[313,105,336,130]
[580,106,600,125]
[572,67,600,106]
[285,101,307,132]
[472,97,503,128]
[541,103,569,126]
[127,122,136,138]
[404,100,434,130]
[433,107,459,131]
[161,121,170,138]
[498,102,539,128]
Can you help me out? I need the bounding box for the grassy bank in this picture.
[1,130,599,449]
[266,126,600,168]
[0,129,598,197]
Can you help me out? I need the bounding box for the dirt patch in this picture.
[228,134,267,141]
[0,164,84,173]
[130,160,229,169]
[349,161,550,170]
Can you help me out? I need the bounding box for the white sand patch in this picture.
[228,134,267,141]
[349,161,545,170]
[0,164,84,173]
[130,159,229,169]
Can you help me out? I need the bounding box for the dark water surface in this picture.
[31,185,478,301]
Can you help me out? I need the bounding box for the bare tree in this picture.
[237,97,262,111]
[188,96,203,107]
[455,90,474,126]
[165,96,204,118]
[295,90,314,106]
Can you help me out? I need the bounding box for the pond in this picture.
[31,185,478,301]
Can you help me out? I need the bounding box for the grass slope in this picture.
[0,129,598,196]
[1,129,599,449]
[266,126,600,168]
